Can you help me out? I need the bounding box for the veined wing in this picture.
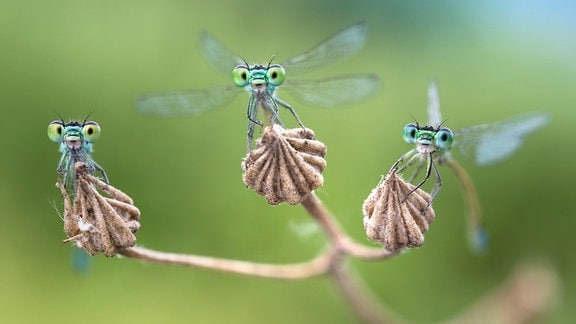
[281,22,368,75]
[199,30,245,76]
[281,74,379,108]
[454,112,550,166]
[426,81,443,128]
[136,85,241,116]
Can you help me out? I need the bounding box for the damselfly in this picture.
[136,22,379,152]
[389,81,549,251]
[48,119,108,192]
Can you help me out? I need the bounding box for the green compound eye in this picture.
[435,127,454,150]
[266,64,286,86]
[82,121,101,142]
[232,66,250,87]
[402,123,418,144]
[48,120,64,142]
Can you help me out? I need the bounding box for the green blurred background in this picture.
[1,0,574,322]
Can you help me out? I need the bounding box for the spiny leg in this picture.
[262,96,285,127]
[59,151,75,191]
[57,150,69,178]
[246,96,262,126]
[428,159,442,201]
[396,153,422,183]
[276,97,305,128]
[402,153,436,202]
[246,120,257,153]
[413,153,433,191]
[246,96,263,153]
[266,93,280,125]
[389,149,417,175]
[93,160,109,184]
[406,156,426,183]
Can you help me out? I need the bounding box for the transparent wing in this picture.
[199,30,245,76]
[281,22,367,75]
[426,80,443,128]
[280,74,379,108]
[135,85,241,116]
[454,112,550,165]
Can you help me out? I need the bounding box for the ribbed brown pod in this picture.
[58,162,141,256]
[242,125,327,205]
[362,171,435,253]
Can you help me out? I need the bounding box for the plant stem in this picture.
[122,246,332,279]
[301,192,397,322]
[120,191,397,323]
[330,262,400,324]
[301,192,394,259]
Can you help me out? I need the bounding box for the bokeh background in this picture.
[1,0,574,322]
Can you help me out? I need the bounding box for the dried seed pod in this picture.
[362,171,435,253]
[57,162,141,257]
[242,125,327,205]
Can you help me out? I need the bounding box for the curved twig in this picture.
[122,245,334,280]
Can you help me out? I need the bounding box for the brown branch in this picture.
[121,245,333,280]
[301,192,398,322]
[119,191,397,323]
[301,192,347,243]
[301,192,394,260]
[329,262,401,324]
